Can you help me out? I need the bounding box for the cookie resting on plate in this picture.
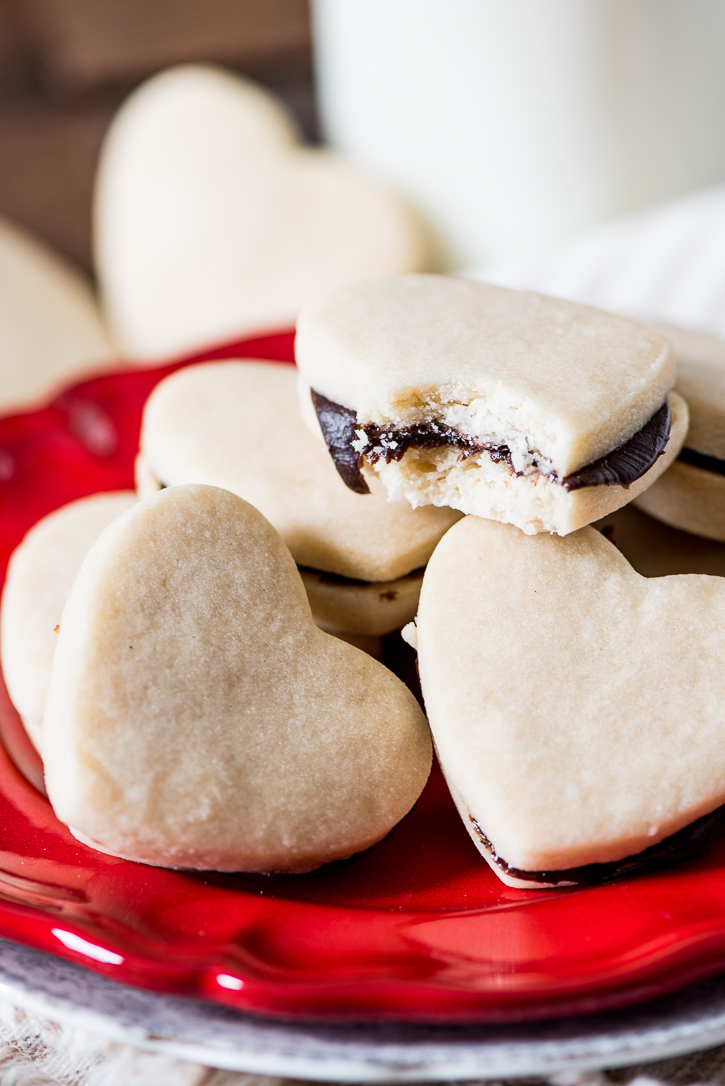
[296,275,688,536]
[43,484,432,873]
[407,515,725,888]
[138,361,458,635]
[1,492,137,752]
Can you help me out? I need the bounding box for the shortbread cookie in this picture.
[139,361,459,633]
[0,216,115,412]
[298,566,424,638]
[138,455,426,636]
[634,323,725,540]
[296,276,688,536]
[95,65,430,360]
[43,484,431,872]
[411,515,725,888]
[595,503,725,579]
[1,492,136,752]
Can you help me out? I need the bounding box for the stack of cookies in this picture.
[135,360,459,650]
[5,272,725,889]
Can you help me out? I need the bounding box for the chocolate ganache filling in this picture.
[469,804,725,886]
[311,390,671,496]
[678,447,725,476]
[298,565,425,588]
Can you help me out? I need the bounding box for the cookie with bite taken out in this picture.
[296,275,688,536]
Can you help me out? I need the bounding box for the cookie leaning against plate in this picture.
[138,360,459,635]
[634,323,725,540]
[1,492,137,752]
[407,515,725,888]
[43,484,431,873]
[296,275,688,536]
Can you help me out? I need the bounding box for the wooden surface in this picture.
[0,0,315,273]
[7,0,311,99]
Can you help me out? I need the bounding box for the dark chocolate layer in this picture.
[562,401,671,491]
[678,446,725,477]
[298,565,425,588]
[353,420,511,468]
[311,390,371,494]
[311,390,671,496]
[469,803,725,887]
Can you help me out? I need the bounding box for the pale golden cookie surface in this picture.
[140,361,459,584]
[0,217,115,412]
[414,514,725,883]
[1,492,137,751]
[95,66,430,360]
[296,276,683,535]
[635,323,725,540]
[44,484,432,872]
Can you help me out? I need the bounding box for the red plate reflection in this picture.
[1,330,725,1022]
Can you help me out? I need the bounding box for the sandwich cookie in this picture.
[43,484,431,872]
[634,324,725,541]
[296,275,688,536]
[406,515,725,888]
[1,492,137,752]
[138,361,459,636]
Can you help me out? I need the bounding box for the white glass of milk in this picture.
[313,0,725,271]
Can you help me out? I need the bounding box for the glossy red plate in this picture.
[2,331,725,1024]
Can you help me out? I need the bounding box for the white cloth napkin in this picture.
[470,185,725,339]
[0,999,286,1084]
[2,996,725,1085]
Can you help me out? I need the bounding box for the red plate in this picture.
[2,331,725,1023]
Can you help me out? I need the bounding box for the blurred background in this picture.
[0,0,316,273]
[4,0,725,281]
[315,0,725,271]
[3,0,725,343]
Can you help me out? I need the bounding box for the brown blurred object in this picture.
[8,0,311,101]
[0,0,315,273]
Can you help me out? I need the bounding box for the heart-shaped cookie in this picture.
[138,360,459,634]
[0,216,115,412]
[95,65,430,360]
[43,484,431,872]
[412,515,725,887]
[1,491,137,752]
[296,276,687,536]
